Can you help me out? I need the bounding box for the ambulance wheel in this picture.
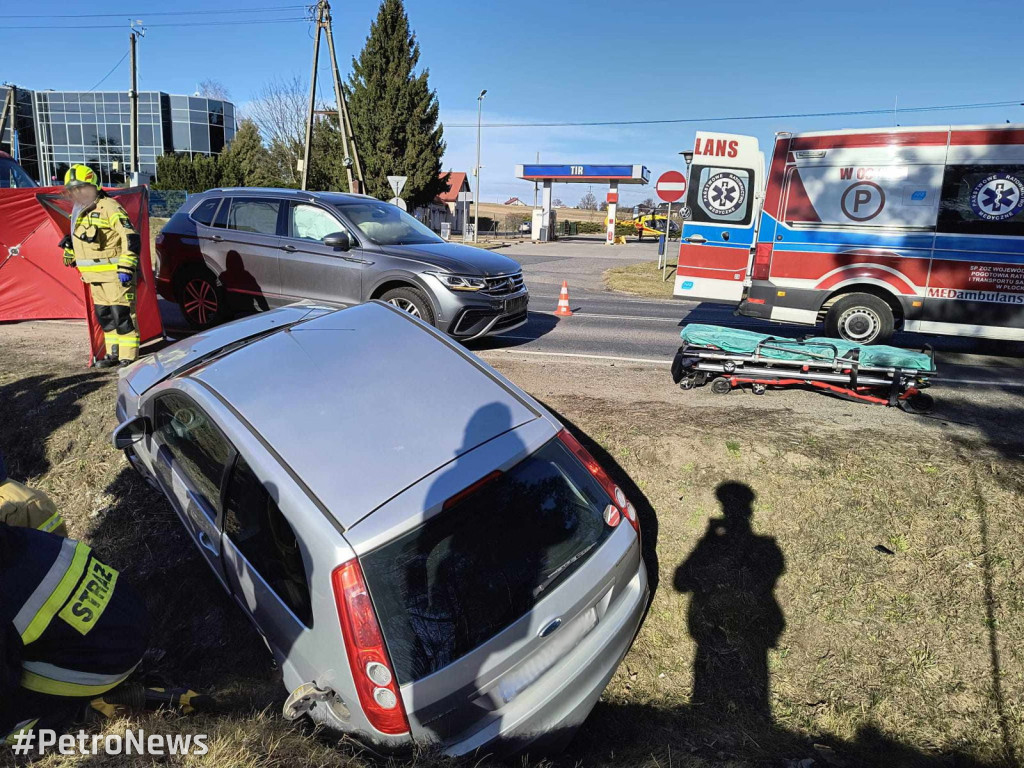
[900,392,934,414]
[711,378,733,395]
[825,293,894,345]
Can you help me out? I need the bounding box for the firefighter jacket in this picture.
[0,525,148,703]
[0,480,66,537]
[70,196,141,284]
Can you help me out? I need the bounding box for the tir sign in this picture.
[570,166,584,175]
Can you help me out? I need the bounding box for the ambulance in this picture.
[674,125,1024,343]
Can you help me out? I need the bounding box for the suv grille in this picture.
[483,272,525,296]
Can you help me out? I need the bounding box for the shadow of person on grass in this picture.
[0,372,107,478]
[674,481,785,722]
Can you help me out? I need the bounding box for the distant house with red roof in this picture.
[503,196,527,206]
[414,171,472,237]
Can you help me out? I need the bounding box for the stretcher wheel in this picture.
[711,378,732,395]
[723,361,736,374]
[752,383,767,395]
[899,392,934,414]
[679,377,695,390]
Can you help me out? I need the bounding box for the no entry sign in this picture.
[656,170,687,203]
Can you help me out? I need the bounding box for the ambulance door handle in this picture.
[684,234,707,244]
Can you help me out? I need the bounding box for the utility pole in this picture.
[474,89,486,242]
[302,0,364,193]
[128,21,144,182]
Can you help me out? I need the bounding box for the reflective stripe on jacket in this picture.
[71,197,140,284]
[1,526,146,698]
[0,479,66,537]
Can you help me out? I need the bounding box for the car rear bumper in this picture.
[445,556,649,757]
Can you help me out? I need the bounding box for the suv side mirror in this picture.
[111,416,150,450]
[323,231,351,252]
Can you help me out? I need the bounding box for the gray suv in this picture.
[113,301,648,755]
[155,188,528,339]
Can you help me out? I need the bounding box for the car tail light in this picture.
[443,470,501,510]
[751,242,774,281]
[332,559,410,735]
[557,429,641,536]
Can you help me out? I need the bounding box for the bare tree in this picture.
[198,79,231,101]
[245,75,307,187]
[578,190,598,210]
[552,198,564,208]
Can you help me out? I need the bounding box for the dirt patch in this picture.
[2,321,1022,767]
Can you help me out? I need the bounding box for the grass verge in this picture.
[604,259,677,298]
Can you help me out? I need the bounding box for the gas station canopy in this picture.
[515,164,650,184]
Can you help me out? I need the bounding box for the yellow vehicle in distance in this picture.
[631,213,680,240]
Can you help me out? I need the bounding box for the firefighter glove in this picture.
[117,269,133,285]
[63,251,76,267]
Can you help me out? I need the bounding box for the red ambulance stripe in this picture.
[769,249,930,285]
[789,131,948,150]
[950,129,1024,146]
[815,266,916,295]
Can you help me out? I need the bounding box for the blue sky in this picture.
[4,0,1023,206]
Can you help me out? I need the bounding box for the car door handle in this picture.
[342,256,373,264]
[198,530,218,554]
[280,244,297,253]
[684,234,707,244]
[210,234,223,242]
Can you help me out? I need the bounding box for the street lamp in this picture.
[474,89,487,243]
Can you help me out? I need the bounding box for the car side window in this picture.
[289,203,345,242]
[223,456,312,626]
[190,198,220,226]
[212,198,230,229]
[226,198,281,236]
[153,393,233,513]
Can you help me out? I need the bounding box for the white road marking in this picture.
[532,310,681,323]
[933,377,1024,388]
[486,349,671,365]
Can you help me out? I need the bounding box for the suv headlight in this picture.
[429,272,487,291]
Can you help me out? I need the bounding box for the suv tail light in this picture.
[557,428,641,537]
[752,242,774,281]
[332,559,410,735]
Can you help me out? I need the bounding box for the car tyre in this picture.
[825,293,895,345]
[381,287,435,326]
[176,267,225,330]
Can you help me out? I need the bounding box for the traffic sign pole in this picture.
[654,170,687,276]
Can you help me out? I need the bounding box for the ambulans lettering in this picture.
[59,557,119,635]
[694,137,739,158]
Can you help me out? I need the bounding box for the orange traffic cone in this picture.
[554,280,573,317]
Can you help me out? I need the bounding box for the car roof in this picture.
[189,302,540,530]
[201,187,377,205]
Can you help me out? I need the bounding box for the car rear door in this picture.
[277,201,368,306]
[147,390,234,588]
[207,196,286,311]
[675,132,764,303]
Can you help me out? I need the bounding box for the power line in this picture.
[88,50,131,91]
[5,5,306,18]
[5,17,310,29]
[444,99,1024,129]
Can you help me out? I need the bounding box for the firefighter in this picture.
[59,165,142,368]
[0,451,66,536]
[0,524,150,743]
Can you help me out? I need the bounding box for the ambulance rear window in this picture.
[685,165,755,226]
[938,164,1024,237]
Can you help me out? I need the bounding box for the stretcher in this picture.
[671,324,936,413]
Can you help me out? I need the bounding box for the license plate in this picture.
[504,294,529,314]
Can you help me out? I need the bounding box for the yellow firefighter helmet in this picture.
[64,164,101,190]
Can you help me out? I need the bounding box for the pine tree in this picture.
[218,119,276,187]
[346,0,447,210]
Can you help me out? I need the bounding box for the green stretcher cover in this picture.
[680,324,936,372]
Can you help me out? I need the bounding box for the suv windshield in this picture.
[0,157,37,188]
[336,200,442,246]
[361,437,614,683]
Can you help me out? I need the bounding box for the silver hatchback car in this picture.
[113,301,648,754]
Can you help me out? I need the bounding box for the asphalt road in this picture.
[473,240,1024,391]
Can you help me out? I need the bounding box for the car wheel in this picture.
[176,268,224,330]
[825,293,895,345]
[381,287,436,326]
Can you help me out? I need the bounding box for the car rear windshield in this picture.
[361,437,614,683]
[0,157,37,188]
